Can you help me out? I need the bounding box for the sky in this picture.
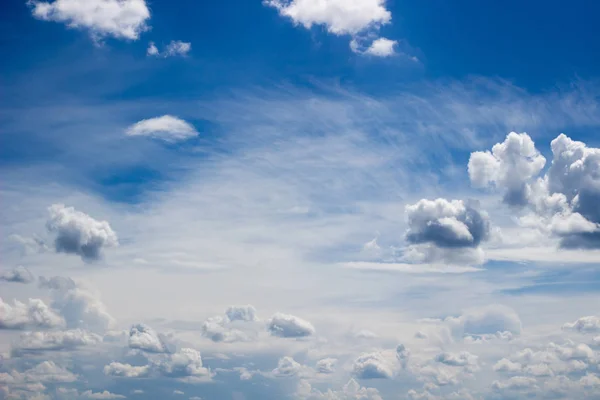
[1,1,600,399]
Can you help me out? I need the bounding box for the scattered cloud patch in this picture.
[46,204,118,262]
[352,352,394,379]
[128,323,170,353]
[0,297,64,330]
[147,40,191,57]
[13,329,102,352]
[126,115,199,142]
[28,0,150,41]
[0,266,34,284]
[267,313,315,338]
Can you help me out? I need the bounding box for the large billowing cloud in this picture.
[46,204,118,262]
[267,313,315,338]
[0,297,64,330]
[39,276,115,332]
[352,352,394,379]
[469,132,600,249]
[28,0,150,41]
[128,324,170,353]
[404,198,490,264]
[468,132,546,206]
[125,115,199,142]
[0,266,34,284]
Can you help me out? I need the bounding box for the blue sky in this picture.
[2,1,600,400]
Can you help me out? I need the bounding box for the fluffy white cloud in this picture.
[81,390,125,399]
[364,37,396,57]
[225,305,258,322]
[491,375,538,391]
[0,266,34,284]
[13,329,101,352]
[297,378,382,399]
[316,358,337,374]
[126,115,199,142]
[202,316,249,343]
[46,204,118,262]
[147,41,191,57]
[267,312,315,338]
[563,316,600,333]
[404,198,490,265]
[435,351,478,368]
[156,348,210,379]
[28,0,150,41]
[264,0,391,35]
[469,132,546,206]
[16,361,77,383]
[272,356,303,377]
[470,132,600,249]
[0,297,64,330]
[352,352,394,379]
[446,305,522,337]
[39,276,115,332]
[103,362,150,378]
[128,324,169,353]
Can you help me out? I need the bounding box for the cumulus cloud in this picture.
[404,198,490,264]
[445,305,522,337]
[352,352,394,379]
[147,40,191,57]
[126,115,199,142]
[225,305,258,322]
[81,390,125,399]
[267,313,315,338]
[128,324,169,353]
[563,316,600,333]
[264,0,391,35]
[0,266,34,284]
[46,204,118,262]
[28,0,150,41]
[103,362,150,378]
[13,329,101,352]
[364,37,396,57]
[39,276,115,332]
[201,316,249,343]
[435,351,478,368]
[272,356,303,377]
[0,297,64,330]
[297,378,382,400]
[469,132,546,206]
[316,358,337,374]
[15,361,77,383]
[156,348,211,379]
[470,132,600,249]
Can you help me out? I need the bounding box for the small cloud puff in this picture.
[267,313,315,338]
[126,115,198,143]
[147,40,191,57]
[46,204,118,262]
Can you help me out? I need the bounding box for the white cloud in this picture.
[264,0,391,35]
[46,204,118,262]
[225,305,258,322]
[39,276,115,333]
[13,329,102,352]
[103,362,150,378]
[272,356,303,377]
[156,348,211,379]
[28,0,150,41]
[0,297,64,330]
[563,316,600,333]
[297,378,382,399]
[267,312,315,338]
[201,316,249,343]
[364,37,396,57]
[434,351,478,368]
[128,323,169,353]
[147,41,192,58]
[81,390,125,399]
[445,305,522,337]
[16,361,77,383]
[315,358,337,374]
[352,352,394,379]
[125,115,199,142]
[468,132,546,206]
[0,266,34,284]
